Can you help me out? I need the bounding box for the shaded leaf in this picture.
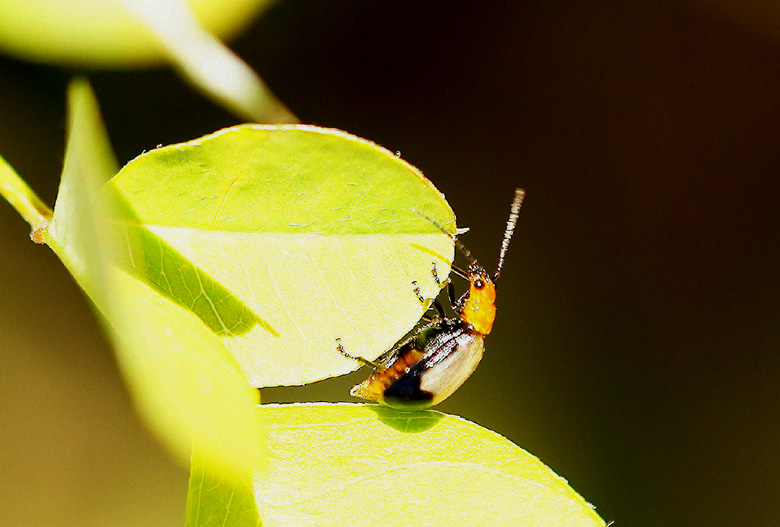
[114,201,273,337]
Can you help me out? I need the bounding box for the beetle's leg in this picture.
[452,290,470,314]
[413,279,446,320]
[412,280,426,304]
[413,282,436,321]
[444,262,469,313]
[431,261,441,285]
[336,338,380,368]
[431,299,446,318]
[421,300,446,321]
[447,280,457,308]
[448,280,471,314]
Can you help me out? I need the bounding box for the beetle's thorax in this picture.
[461,267,497,335]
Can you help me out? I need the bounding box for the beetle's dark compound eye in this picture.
[474,278,485,289]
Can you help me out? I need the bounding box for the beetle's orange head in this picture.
[462,266,497,335]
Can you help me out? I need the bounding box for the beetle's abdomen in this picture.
[350,319,486,411]
[349,346,425,402]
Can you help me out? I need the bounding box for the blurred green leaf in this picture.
[187,403,607,527]
[45,79,264,473]
[122,0,294,122]
[0,0,277,68]
[109,124,456,387]
[0,0,290,121]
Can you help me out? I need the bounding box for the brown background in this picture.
[1,1,779,525]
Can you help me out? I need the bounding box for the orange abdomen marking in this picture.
[350,347,424,400]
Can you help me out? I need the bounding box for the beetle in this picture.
[337,188,525,410]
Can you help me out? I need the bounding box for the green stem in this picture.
[0,154,53,231]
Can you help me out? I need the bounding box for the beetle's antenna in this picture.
[493,188,525,281]
[413,209,478,266]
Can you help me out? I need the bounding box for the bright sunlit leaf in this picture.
[187,403,608,527]
[109,124,456,387]
[44,79,265,473]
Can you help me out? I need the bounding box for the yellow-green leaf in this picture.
[108,124,456,387]
[187,403,607,527]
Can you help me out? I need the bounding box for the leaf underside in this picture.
[109,124,456,387]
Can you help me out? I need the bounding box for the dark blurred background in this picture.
[2,1,780,525]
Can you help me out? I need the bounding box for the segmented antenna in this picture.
[493,188,525,281]
[413,209,478,266]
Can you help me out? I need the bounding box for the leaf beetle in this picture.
[337,189,525,410]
